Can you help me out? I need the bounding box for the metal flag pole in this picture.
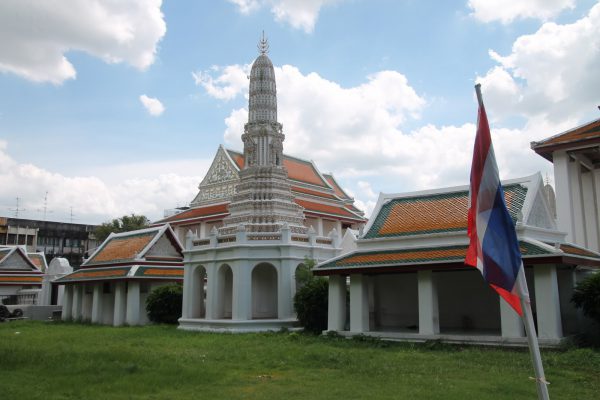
[516,269,550,400]
[474,84,550,400]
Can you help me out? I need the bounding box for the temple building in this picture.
[168,35,365,332]
[531,117,600,252]
[0,246,45,305]
[55,225,184,326]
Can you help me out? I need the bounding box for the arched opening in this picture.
[191,265,206,318]
[216,264,233,319]
[252,263,278,319]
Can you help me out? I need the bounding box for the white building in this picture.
[176,35,365,332]
[531,117,600,252]
[316,173,600,346]
[55,225,184,326]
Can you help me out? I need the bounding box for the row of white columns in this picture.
[181,261,296,321]
[553,150,600,252]
[328,265,563,340]
[61,281,143,326]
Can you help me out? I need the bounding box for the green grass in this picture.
[0,322,599,399]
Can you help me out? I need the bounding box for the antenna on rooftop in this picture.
[69,206,76,223]
[35,191,53,221]
[8,197,26,218]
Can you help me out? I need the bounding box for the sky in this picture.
[1,0,599,225]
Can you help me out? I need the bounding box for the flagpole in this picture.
[517,270,550,400]
[474,84,550,400]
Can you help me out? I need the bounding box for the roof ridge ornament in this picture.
[258,30,269,55]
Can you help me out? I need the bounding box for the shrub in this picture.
[294,261,328,334]
[145,284,183,324]
[572,272,600,325]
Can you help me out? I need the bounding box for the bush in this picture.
[145,284,183,324]
[572,272,600,325]
[294,274,328,334]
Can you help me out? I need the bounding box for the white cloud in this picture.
[0,0,166,84]
[192,64,250,100]
[0,139,206,224]
[477,2,600,122]
[228,0,342,33]
[139,94,165,116]
[468,0,575,24]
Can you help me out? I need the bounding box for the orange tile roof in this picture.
[295,199,363,220]
[560,244,599,258]
[160,203,230,224]
[226,150,330,188]
[324,174,350,200]
[291,185,337,199]
[28,254,45,271]
[365,184,527,238]
[88,232,156,264]
[0,276,43,284]
[532,118,600,159]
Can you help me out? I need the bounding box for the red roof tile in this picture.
[291,186,337,200]
[160,203,229,224]
[295,199,362,220]
[532,118,600,159]
[88,232,155,264]
[324,174,350,200]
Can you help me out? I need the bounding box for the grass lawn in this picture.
[0,321,599,399]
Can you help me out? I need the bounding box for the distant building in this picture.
[0,217,98,268]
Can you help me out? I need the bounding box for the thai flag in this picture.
[465,85,524,316]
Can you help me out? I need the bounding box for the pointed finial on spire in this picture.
[258,30,269,55]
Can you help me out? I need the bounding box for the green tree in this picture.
[145,284,183,324]
[94,214,150,243]
[293,257,328,334]
[572,272,600,326]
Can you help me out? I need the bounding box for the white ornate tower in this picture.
[221,33,306,234]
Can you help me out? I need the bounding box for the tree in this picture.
[94,214,150,243]
[293,257,328,334]
[572,272,600,326]
[146,284,183,324]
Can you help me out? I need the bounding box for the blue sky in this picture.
[1,0,599,224]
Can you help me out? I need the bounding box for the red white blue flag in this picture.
[465,86,524,316]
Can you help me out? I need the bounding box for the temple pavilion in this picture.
[161,35,365,332]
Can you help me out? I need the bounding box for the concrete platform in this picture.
[178,318,298,333]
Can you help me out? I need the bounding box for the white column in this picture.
[81,287,93,322]
[200,222,207,238]
[61,285,73,321]
[278,261,293,319]
[91,283,103,324]
[205,264,215,320]
[328,275,347,331]
[71,285,83,321]
[181,265,192,319]
[126,281,141,326]
[581,170,599,251]
[350,274,369,332]
[568,158,586,246]
[553,151,574,242]
[500,298,524,338]
[232,262,251,320]
[418,270,439,335]
[113,282,126,327]
[534,265,563,340]
[317,218,324,236]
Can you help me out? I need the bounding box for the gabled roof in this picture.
[84,225,183,267]
[314,239,600,275]
[323,174,352,200]
[0,246,40,271]
[226,149,331,188]
[531,118,600,161]
[54,265,184,284]
[27,253,48,272]
[296,199,365,222]
[157,203,229,225]
[363,179,529,239]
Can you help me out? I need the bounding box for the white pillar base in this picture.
[418,270,439,335]
[328,275,347,331]
[350,274,369,333]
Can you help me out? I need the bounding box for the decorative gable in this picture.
[145,234,182,259]
[190,146,239,206]
[0,248,38,271]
